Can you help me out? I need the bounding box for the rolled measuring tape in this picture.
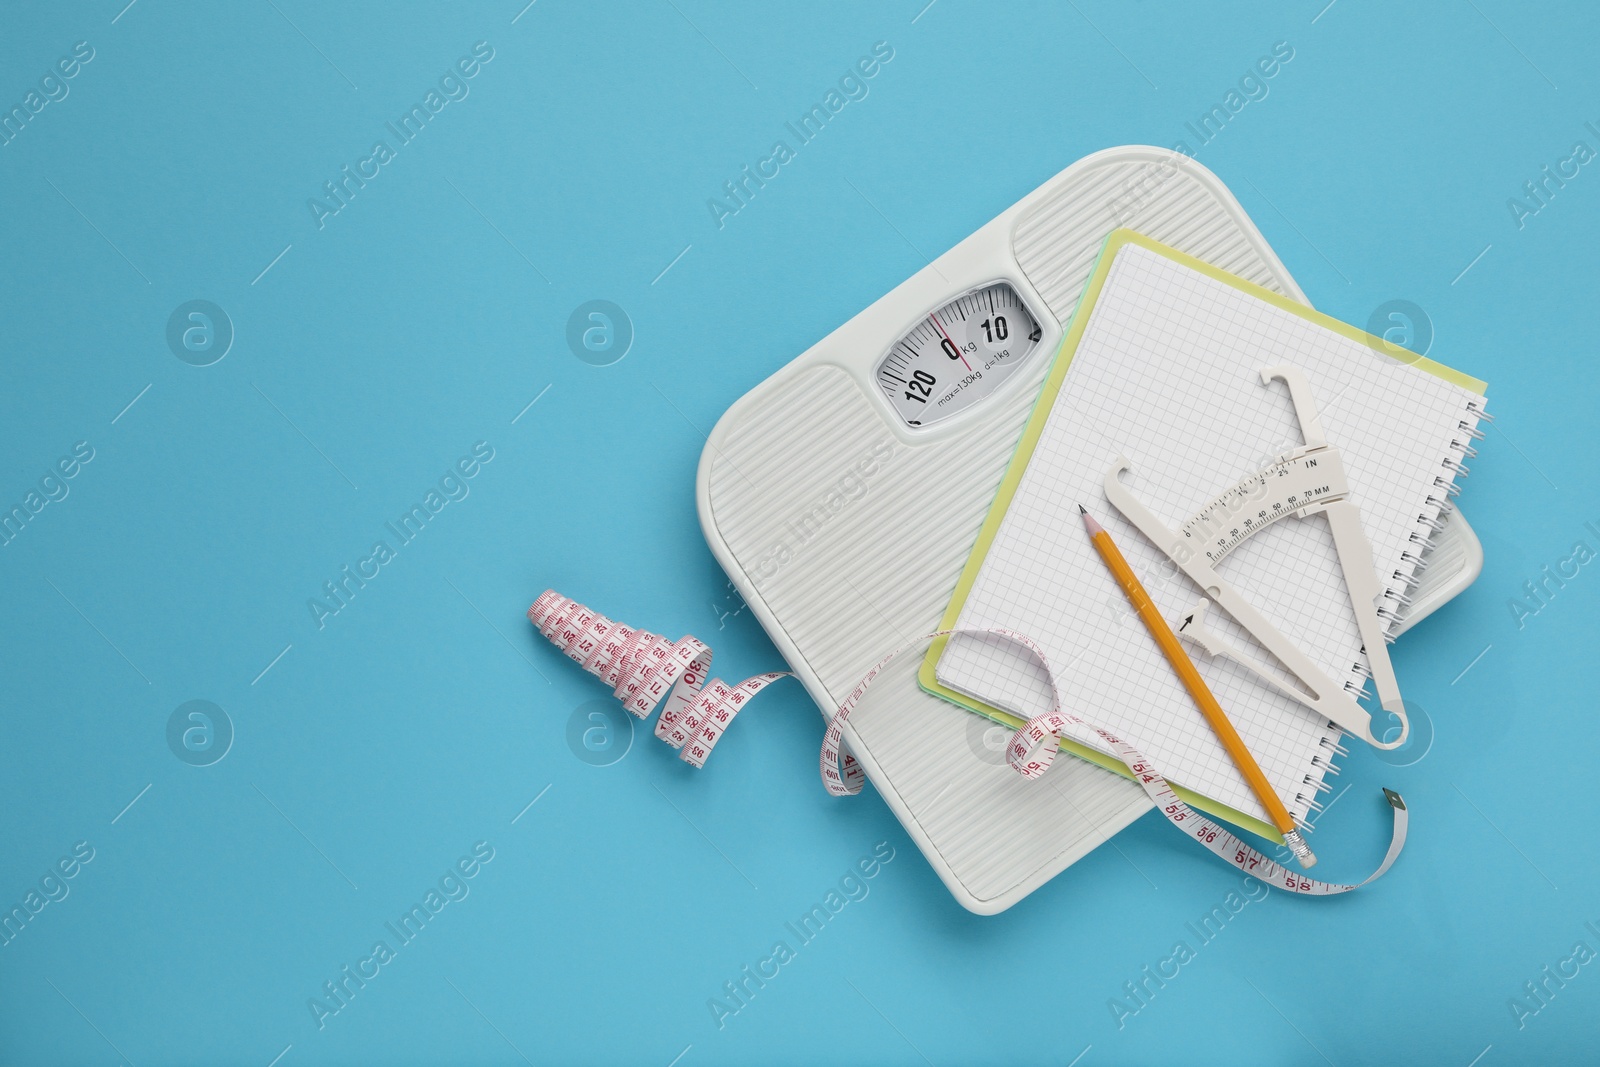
[529,591,829,775]
[531,591,1404,896]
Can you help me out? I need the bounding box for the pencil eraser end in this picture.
[1282,829,1317,869]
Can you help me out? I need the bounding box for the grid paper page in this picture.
[938,242,1483,824]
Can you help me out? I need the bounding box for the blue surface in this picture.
[2,2,1597,1064]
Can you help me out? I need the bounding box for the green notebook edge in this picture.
[917,227,1488,842]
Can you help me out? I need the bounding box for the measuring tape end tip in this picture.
[528,588,565,622]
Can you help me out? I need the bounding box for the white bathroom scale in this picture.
[696,146,1481,914]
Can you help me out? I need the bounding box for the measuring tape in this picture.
[531,590,1406,896]
[528,591,837,776]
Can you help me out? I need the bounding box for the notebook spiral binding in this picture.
[1304,397,1488,827]
[1374,397,1490,640]
[1293,734,1357,832]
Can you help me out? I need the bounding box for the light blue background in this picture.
[2,2,1596,1064]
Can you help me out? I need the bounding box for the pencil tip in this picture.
[1078,504,1087,514]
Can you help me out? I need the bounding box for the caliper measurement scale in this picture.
[1182,450,1344,566]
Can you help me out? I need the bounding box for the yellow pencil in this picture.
[1080,505,1316,869]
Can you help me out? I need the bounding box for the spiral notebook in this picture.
[919,230,1487,837]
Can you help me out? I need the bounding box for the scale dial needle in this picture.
[929,313,971,370]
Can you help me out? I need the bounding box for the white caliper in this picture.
[1104,366,1407,749]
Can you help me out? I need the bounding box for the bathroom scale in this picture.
[696,146,1481,913]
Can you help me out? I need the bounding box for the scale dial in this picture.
[874,281,1044,428]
